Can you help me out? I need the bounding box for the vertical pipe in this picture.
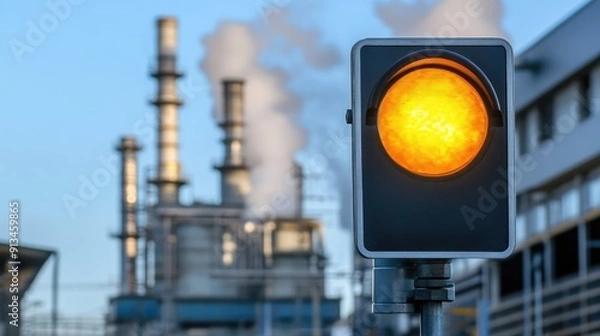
[477,263,490,336]
[576,174,587,277]
[532,253,543,336]
[150,17,186,205]
[144,226,150,294]
[117,137,142,295]
[51,251,58,336]
[294,162,303,218]
[311,285,321,336]
[263,301,273,336]
[161,216,176,334]
[421,302,443,336]
[216,80,250,206]
[144,165,152,294]
[578,174,589,327]
[523,248,532,336]
[222,80,245,166]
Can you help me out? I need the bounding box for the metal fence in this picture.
[490,269,600,335]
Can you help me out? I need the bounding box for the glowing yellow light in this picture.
[377,64,489,177]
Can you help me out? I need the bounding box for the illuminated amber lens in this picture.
[378,67,488,177]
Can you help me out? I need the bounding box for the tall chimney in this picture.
[215,79,250,206]
[293,162,303,218]
[149,17,186,204]
[116,136,142,295]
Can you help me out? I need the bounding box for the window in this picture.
[587,170,600,211]
[548,184,581,226]
[529,203,547,235]
[530,244,546,288]
[579,73,592,120]
[516,213,527,244]
[538,97,554,142]
[525,108,540,151]
[588,217,600,268]
[274,228,311,253]
[548,198,561,226]
[553,227,579,279]
[500,252,523,297]
[561,188,580,221]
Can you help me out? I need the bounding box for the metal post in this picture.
[264,301,272,336]
[371,259,454,335]
[311,285,321,336]
[51,251,59,336]
[372,259,416,314]
[413,260,454,336]
[162,216,176,334]
[144,165,152,294]
[532,253,543,336]
[523,247,532,335]
[421,302,443,336]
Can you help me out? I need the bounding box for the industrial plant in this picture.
[106,17,340,336]
[7,2,600,336]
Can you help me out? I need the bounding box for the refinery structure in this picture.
[106,17,340,336]
[11,4,600,336]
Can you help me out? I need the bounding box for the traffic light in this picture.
[350,38,515,259]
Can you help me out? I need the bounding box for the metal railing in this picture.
[22,316,105,336]
[489,269,600,335]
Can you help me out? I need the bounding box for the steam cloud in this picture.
[200,6,340,219]
[201,0,508,227]
[376,0,507,38]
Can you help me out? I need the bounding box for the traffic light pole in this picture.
[421,301,443,335]
[414,260,454,336]
[372,259,454,336]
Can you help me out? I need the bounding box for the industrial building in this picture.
[447,1,600,335]
[106,17,340,336]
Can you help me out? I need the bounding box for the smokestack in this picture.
[215,79,250,206]
[293,162,303,218]
[149,17,186,204]
[116,136,142,295]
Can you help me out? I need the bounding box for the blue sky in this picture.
[0,0,592,320]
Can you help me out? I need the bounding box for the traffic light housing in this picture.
[351,38,515,259]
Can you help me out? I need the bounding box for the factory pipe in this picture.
[149,17,186,205]
[116,136,142,294]
[215,79,250,206]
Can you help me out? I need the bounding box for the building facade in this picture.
[450,1,600,335]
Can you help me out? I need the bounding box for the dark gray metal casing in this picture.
[351,38,515,259]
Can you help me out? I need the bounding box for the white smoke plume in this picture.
[376,0,508,38]
[200,5,341,219]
